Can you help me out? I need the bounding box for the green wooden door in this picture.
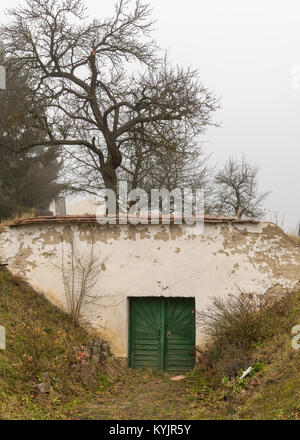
[165,298,196,371]
[129,297,195,371]
[129,297,163,369]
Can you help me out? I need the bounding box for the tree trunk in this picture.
[101,163,118,196]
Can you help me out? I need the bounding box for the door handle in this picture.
[167,330,171,338]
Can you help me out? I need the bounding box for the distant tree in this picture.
[0,62,64,219]
[1,0,218,196]
[213,157,269,219]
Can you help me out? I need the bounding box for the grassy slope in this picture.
[235,338,300,419]
[234,291,300,420]
[187,291,300,420]
[188,335,300,420]
[0,268,115,420]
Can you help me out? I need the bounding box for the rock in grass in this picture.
[37,382,51,393]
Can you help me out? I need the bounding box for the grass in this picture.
[185,290,300,420]
[0,268,119,420]
[71,369,195,420]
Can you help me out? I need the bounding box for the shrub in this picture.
[196,291,297,377]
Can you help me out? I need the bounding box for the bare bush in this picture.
[197,293,270,350]
[61,226,105,326]
[196,291,294,377]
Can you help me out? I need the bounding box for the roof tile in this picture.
[9,214,259,227]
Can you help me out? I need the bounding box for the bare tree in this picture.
[61,226,105,326]
[64,128,212,198]
[118,127,211,193]
[213,157,269,219]
[1,0,218,196]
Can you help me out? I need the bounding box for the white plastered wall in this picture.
[0,220,299,357]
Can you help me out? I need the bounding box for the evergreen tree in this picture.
[0,62,64,219]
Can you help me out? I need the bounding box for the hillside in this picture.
[191,333,300,420]
[186,288,300,420]
[0,268,119,420]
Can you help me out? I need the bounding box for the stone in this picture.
[37,382,51,393]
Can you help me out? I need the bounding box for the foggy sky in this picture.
[1,1,299,232]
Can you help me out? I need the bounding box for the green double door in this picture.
[129,297,195,371]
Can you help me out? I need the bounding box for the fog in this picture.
[1,0,299,232]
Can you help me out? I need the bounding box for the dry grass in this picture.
[188,290,300,419]
[71,369,194,420]
[0,209,37,232]
[0,268,118,420]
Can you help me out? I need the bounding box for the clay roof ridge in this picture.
[8,214,260,227]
